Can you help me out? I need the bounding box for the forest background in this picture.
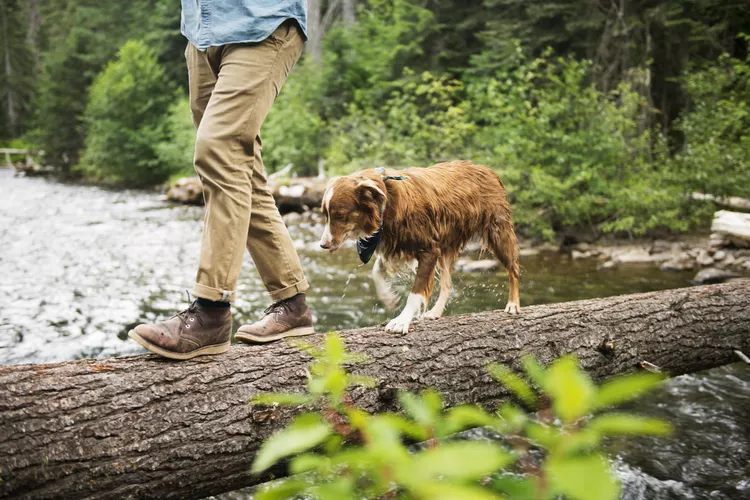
[1,0,748,239]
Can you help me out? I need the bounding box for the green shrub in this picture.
[326,71,474,174]
[250,334,671,500]
[465,49,683,239]
[669,48,750,199]
[78,40,177,186]
[261,62,326,176]
[155,96,195,178]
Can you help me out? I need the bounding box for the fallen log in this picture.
[692,192,750,212]
[1,281,749,500]
[165,176,327,213]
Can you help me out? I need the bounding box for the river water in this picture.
[2,168,748,499]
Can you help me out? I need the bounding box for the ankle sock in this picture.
[196,297,230,309]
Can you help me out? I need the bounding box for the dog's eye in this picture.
[333,211,346,220]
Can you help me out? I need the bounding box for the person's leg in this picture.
[130,23,308,358]
[128,42,231,361]
[233,24,314,343]
[245,133,309,302]
[191,21,304,304]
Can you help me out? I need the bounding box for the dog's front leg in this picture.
[372,256,399,310]
[385,252,437,333]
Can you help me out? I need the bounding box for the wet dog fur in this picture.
[319,160,520,333]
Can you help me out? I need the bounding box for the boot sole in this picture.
[128,330,230,360]
[235,326,316,344]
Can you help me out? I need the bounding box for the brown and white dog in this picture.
[319,160,520,333]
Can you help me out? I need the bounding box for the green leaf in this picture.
[587,413,672,437]
[525,421,561,449]
[290,339,325,359]
[521,355,547,390]
[487,363,538,407]
[593,373,665,410]
[251,393,315,406]
[495,403,528,433]
[251,413,332,474]
[377,413,429,441]
[546,454,620,500]
[545,356,595,423]
[347,374,378,388]
[399,390,443,427]
[412,441,514,481]
[442,405,497,435]
[253,479,310,500]
[413,483,505,500]
[491,475,538,500]
[309,477,356,500]
[324,334,346,364]
[289,453,330,474]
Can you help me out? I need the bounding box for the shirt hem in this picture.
[182,18,308,51]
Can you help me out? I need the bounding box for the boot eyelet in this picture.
[185,324,191,329]
[189,317,195,322]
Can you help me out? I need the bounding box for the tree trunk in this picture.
[305,0,342,64]
[343,0,356,26]
[1,282,749,500]
[1,5,15,135]
[26,0,40,68]
[306,0,323,63]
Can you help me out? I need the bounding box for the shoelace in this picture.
[264,299,293,316]
[171,292,205,328]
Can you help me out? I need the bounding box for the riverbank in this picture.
[154,174,750,285]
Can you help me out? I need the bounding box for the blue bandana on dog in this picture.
[356,168,407,264]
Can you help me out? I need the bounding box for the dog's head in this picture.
[319,175,387,252]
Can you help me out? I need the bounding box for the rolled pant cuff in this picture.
[269,278,309,302]
[193,283,236,303]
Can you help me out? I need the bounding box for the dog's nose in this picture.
[320,241,331,250]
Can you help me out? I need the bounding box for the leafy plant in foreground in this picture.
[250,334,671,500]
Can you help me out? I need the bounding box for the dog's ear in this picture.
[355,179,386,205]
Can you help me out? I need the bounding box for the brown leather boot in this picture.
[128,301,232,360]
[236,293,314,343]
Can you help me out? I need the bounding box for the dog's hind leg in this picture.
[385,252,437,333]
[488,221,521,314]
[424,255,455,320]
[372,256,398,311]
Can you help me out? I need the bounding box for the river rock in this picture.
[519,248,540,257]
[598,260,616,270]
[713,250,727,261]
[696,249,714,267]
[166,176,204,205]
[611,247,672,264]
[660,253,695,272]
[692,267,739,285]
[456,259,500,273]
[649,240,672,254]
[708,232,730,249]
[571,250,592,260]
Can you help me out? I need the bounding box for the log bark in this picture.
[1,282,749,500]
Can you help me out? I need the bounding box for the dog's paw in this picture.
[504,302,520,315]
[385,315,412,333]
[423,310,442,320]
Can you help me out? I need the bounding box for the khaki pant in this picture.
[186,21,308,303]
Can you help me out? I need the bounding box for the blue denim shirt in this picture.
[181,0,308,50]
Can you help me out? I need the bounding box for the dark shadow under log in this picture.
[1,281,749,499]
